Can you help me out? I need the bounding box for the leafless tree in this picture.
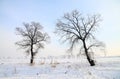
[55,10,105,66]
[15,22,50,64]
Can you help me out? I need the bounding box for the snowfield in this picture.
[0,56,120,79]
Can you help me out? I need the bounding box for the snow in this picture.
[0,56,120,79]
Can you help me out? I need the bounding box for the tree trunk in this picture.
[83,40,95,66]
[30,42,34,64]
[30,54,34,64]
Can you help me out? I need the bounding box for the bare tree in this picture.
[55,10,105,66]
[15,22,50,64]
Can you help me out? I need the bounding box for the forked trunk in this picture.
[83,40,95,66]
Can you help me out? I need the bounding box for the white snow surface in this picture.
[0,56,120,79]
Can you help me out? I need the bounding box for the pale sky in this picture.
[0,0,120,57]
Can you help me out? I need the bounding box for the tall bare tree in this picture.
[15,22,49,64]
[55,10,105,66]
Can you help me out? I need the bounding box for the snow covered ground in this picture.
[0,56,120,79]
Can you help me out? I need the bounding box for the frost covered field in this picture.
[0,56,120,79]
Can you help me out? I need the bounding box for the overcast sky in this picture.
[0,0,120,57]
